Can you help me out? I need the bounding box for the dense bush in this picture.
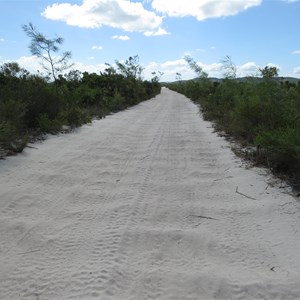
[167,77,300,184]
[0,61,161,155]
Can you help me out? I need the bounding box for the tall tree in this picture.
[221,55,237,79]
[184,55,208,78]
[22,22,73,81]
[259,66,279,79]
[175,72,182,82]
[115,55,143,80]
[151,71,164,82]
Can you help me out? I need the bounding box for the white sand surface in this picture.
[0,88,300,300]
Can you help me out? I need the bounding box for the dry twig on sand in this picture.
[188,215,218,220]
[236,186,257,200]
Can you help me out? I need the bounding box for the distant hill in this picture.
[274,77,300,84]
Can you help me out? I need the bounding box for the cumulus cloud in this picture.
[15,56,41,73]
[143,59,192,81]
[199,61,223,77]
[0,38,5,42]
[292,50,300,54]
[144,58,223,81]
[112,35,130,40]
[264,62,280,70]
[143,58,266,81]
[151,0,262,20]
[294,67,300,74]
[92,45,103,50]
[144,27,170,36]
[144,59,229,81]
[72,61,108,73]
[237,62,259,77]
[6,56,107,76]
[42,0,165,35]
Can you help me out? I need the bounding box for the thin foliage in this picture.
[184,55,208,78]
[221,56,236,79]
[22,23,73,81]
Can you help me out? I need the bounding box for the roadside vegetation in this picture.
[166,56,300,188]
[0,24,161,156]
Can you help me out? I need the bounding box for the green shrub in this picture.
[256,128,300,173]
[61,107,92,127]
[0,99,27,152]
[37,114,62,132]
[0,121,28,153]
[0,98,26,126]
[0,59,161,156]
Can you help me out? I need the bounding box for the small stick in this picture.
[26,145,38,149]
[188,215,217,220]
[236,186,257,200]
[17,249,40,255]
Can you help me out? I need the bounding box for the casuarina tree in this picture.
[22,22,73,81]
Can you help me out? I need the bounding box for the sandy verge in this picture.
[0,87,300,299]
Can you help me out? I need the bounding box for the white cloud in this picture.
[294,67,300,74]
[143,58,269,81]
[143,59,224,81]
[112,35,130,40]
[42,0,164,35]
[144,27,170,36]
[292,50,300,54]
[72,61,108,74]
[15,56,41,73]
[144,59,192,81]
[237,62,281,77]
[237,62,259,77]
[265,62,280,70]
[151,0,262,21]
[198,61,223,77]
[6,56,107,76]
[0,38,5,42]
[162,59,222,78]
[92,45,103,50]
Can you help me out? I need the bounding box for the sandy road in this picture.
[0,88,300,299]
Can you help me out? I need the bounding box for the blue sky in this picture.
[1,0,300,81]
